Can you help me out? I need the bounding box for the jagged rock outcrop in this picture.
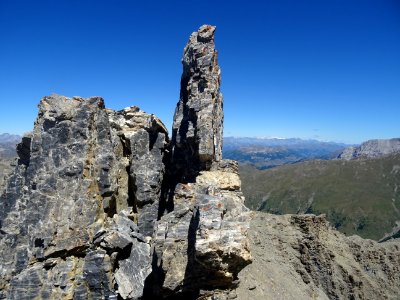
[0,25,251,300]
[152,160,251,298]
[0,95,167,299]
[146,25,251,299]
[171,25,223,179]
[237,212,400,300]
[339,138,400,160]
[107,106,169,237]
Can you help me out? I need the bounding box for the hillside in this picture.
[224,137,347,169]
[240,153,400,240]
[236,212,400,300]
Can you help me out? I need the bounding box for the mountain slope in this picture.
[240,154,400,240]
[236,212,400,300]
[339,138,400,160]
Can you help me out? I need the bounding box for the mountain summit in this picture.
[339,138,400,160]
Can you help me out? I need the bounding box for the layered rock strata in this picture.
[0,25,251,300]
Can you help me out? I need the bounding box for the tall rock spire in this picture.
[171,25,223,179]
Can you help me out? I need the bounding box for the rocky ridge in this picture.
[0,25,251,299]
[339,138,400,160]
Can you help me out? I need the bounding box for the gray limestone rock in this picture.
[339,138,400,160]
[108,106,169,237]
[146,25,251,298]
[171,25,224,179]
[0,96,156,299]
[153,168,251,296]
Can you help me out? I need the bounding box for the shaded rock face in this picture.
[339,138,400,160]
[171,25,223,180]
[0,25,251,300]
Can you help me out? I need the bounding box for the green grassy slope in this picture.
[239,154,400,240]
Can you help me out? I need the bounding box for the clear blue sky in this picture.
[0,0,399,144]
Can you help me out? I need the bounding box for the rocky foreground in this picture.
[1,25,400,300]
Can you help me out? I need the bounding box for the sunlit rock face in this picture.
[0,25,251,300]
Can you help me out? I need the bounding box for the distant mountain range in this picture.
[339,138,400,160]
[0,134,20,189]
[0,133,21,143]
[0,133,20,159]
[223,137,349,169]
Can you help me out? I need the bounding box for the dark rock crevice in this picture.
[16,136,31,166]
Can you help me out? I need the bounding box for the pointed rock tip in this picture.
[197,24,216,41]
